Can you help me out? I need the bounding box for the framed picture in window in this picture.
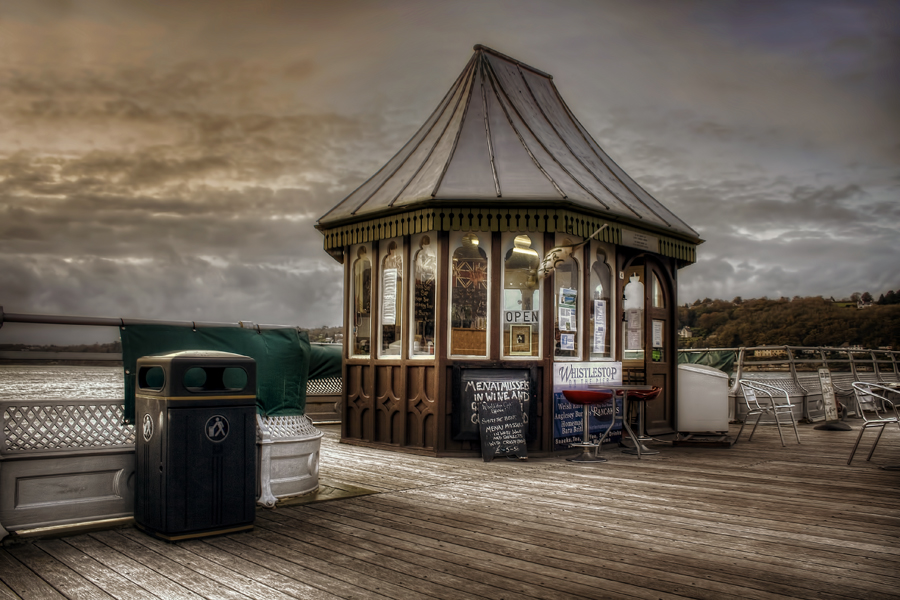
[510,325,532,355]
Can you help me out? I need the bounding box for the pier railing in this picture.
[0,308,337,537]
[679,345,899,423]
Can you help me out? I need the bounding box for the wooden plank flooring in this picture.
[1,422,898,599]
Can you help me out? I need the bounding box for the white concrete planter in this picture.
[256,414,323,507]
[0,398,136,539]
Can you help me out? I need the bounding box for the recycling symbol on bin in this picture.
[142,414,153,442]
[205,415,229,442]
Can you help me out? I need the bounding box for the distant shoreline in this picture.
[0,351,123,367]
[0,360,124,367]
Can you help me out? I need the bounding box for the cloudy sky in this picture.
[1,0,898,343]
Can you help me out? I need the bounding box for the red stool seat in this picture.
[563,389,614,405]
[627,387,661,402]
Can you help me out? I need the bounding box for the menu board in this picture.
[477,397,527,462]
[452,368,535,447]
[414,278,435,321]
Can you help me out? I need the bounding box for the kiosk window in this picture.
[652,273,665,308]
[380,239,403,357]
[623,270,645,361]
[411,234,436,357]
[450,232,488,357]
[503,234,540,358]
[553,239,580,359]
[350,245,372,357]
[590,248,612,360]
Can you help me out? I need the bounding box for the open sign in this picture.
[504,310,539,324]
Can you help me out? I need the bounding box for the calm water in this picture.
[0,365,124,400]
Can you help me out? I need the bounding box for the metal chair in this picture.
[847,382,900,466]
[562,389,617,462]
[737,380,800,446]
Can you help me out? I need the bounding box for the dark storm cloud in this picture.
[1,0,898,344]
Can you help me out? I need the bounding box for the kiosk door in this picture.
[644,260,675,435]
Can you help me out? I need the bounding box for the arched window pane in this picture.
[412,235,436,357]
[380,240,402,356]
[652,273,665,308]
[450,233,487,356]
[553,241,579,358]
[590,250,611,359]
[503,235,539,357]
[351,246,372,356]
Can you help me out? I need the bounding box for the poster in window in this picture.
[558,307,576,331]
[510,325,531,355]
[652,319,663,348]
[382,268,397,325]
[593,299,606,353]
[627,329,642,350]
[559,288,577,308]
[558,287,577,332]
[626,308,641,330]
[561,333,575,351]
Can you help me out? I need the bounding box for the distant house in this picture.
[678,326,693,338]
[840,343,864,350]
[830,297,857,309]
[755,349,787,358]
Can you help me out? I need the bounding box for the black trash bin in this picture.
[134,350,257,541]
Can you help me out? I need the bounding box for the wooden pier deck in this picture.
[2,422,898,600]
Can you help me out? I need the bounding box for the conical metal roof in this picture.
[317,44,699,244]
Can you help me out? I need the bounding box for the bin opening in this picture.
[183,366,250,393]
[138,366,165,391]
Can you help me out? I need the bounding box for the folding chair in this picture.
[737,380,801,446]
[847,382,900,466]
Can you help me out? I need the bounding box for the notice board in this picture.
[451,367,536,455]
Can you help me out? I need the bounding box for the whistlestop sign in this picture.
[553,362,623,450]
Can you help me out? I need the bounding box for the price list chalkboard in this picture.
[477,398,527,462]
[452,368,532,461]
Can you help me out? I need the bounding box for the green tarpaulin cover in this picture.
[120,324,310,424]
[308,343,342,381]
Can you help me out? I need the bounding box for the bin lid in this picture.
[145,350,253,362]
[678,363,729,379]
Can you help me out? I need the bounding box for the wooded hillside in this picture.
[678,296,900,349]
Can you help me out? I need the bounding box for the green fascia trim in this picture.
[319,207,697,265]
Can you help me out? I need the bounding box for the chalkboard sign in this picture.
[414,279,435,322]
[452,367,535,445]
[477,397,527,462]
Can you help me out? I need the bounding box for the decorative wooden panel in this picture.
[374,365,404,444]
[345,364,372,441]
[406,365,436,449]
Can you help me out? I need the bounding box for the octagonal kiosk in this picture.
[316,45,701,457]
[135,351,257,541]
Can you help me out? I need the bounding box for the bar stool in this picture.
[620,386,662,458]
[562,389,616,463]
